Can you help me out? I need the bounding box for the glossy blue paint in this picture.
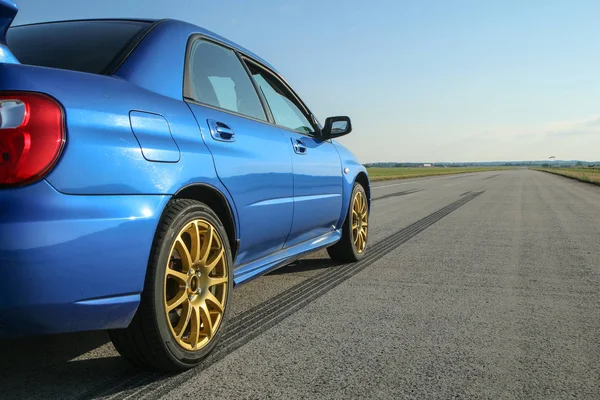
[0,6,369,338]
[187,103,295,266]
[0,180,168,336]
[283,133,344,248]
[129,111,181,162]
[332,140,372,228]
[76,294,141,306]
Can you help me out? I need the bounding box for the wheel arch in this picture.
[354,171,371,210]
[335,166,371,230]
[172,183,239,258]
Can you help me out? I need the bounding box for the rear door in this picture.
[243,59,343,248]
[184,38,293,266]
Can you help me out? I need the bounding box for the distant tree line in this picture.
[364,160,599,169]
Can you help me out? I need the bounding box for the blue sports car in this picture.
[0,0,370,370]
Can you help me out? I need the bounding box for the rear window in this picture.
[6,20,151,75]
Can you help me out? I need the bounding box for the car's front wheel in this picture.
[109,199,233,371]
[327,182,369,262]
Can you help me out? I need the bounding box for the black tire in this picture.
[109,198,234,371]
[327,182,369,263]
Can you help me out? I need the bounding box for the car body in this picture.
[0,0,370,368]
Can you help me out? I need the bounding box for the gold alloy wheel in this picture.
[351,190,368,253]
[164,219,228,351]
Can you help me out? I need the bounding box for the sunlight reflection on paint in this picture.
[128,207,153,220]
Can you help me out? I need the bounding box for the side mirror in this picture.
[321,116,352,139]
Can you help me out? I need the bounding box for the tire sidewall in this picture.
[152,202,233,367]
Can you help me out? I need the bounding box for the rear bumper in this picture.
[0,180,169,337]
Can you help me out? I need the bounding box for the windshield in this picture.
[6,20,151,74]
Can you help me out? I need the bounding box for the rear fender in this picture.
[0,63,220,196]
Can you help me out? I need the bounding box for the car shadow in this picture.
[0,330,143,399]
[268,257,343,275]
[0,257,342,399]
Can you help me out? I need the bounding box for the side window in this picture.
[245,62,315,134]
[186,40,266,121]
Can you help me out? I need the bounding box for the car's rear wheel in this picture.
[327,182,369,262]
[109,199,233,371]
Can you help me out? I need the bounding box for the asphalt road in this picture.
[2,169,599,399]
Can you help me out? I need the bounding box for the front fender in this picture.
[332,141,370,229]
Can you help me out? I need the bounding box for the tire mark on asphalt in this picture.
[460,191,472,197]
[484,174,500,180]
[373,188,424,201]
[80,191,485,400]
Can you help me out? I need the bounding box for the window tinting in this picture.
[6,20,151,74]
[246,62,314,134]
[186,40,266,121]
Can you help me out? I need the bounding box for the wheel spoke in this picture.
[198,302,214,338]
[205,248,225,273]
[166,289,187,312]
[205,291,224,313]
[353,231,360,247]
[190,305,203,347]
[173,301,192,338]
[174,238,193,270]
[187,221,202,264]
[207,275,228,287]
[166,268,188,283]
[200,225,215,265]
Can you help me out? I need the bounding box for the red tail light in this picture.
[0,92,65,186]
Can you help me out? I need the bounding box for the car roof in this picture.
[12,18,279,74]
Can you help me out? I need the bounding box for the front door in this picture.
[185,38,294,266]
[243,60,343,248]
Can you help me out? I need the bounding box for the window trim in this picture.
[236,52,276,124]
[241,57,321,137]
[182,33,322,138]
[184,96,277,126]
[182,36,269,122]
[103,19,164,75]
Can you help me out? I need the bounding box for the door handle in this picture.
[207,119,236,142]
[291,138,308,155]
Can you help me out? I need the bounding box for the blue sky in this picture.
[13,0,600,162]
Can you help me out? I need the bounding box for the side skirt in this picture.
[233,229,342,285]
